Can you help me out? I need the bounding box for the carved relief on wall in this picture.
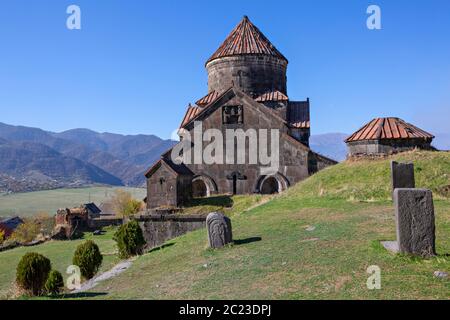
[222,105,243,124]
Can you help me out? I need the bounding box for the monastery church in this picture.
[145,16,337,209]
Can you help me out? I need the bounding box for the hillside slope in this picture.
[288,150,450,201]
[82,151,449,300]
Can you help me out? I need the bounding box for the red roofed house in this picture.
[345,117,435,157]
[144,16,337,208]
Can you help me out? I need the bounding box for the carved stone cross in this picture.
[226,171,247,195]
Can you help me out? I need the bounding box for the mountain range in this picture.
[0,122,176,193]
[0,122,448,193]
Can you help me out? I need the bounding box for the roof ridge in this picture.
[206,16,287,65]
[346,117,434,142]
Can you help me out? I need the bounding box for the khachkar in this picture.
[206,212,233,249]
[391,161,415,191]
[394,188,436,257]
[382,161,436,257]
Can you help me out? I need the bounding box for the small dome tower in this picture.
[206,16,288,97]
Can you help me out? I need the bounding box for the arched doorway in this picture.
[255,173,290,194]
[192,179,208,198]
[191,175,218,198]
[260,177,279,194]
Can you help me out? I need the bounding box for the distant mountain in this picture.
[309,132,450,161]
[310,133,348,162]
[0,140,122,192]
[433,133,450,151]
[0,122,176,192]
[54,129,174,167]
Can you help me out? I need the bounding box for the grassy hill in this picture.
[288,150,450,201]
[0,187,146,217]
[0,151,448,299]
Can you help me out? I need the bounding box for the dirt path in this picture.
[72,260,133,293]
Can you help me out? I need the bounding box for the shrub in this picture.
[113,220,146,259]
[16,252,51,296]
[45,270,64,295]
[123,199,143,217]
[0,229,5,245]
[110,190,143,217]
[72,240,103,280]
[10,220,40,244]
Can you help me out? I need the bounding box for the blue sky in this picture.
[0,0,449,139]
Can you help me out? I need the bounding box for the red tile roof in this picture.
[287,101,310,129]
[345,117,434,143]
[196,91,220,106]
[179,105,202,128]
[206,16,287,65]
[255,90,288,102]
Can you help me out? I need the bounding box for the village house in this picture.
[345,117,435,157]
[53,203,102,238]
[144,16,337,209]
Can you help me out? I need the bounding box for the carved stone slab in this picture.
[394,188,436,257]
[391,161,415,192]
[206,212,232,248]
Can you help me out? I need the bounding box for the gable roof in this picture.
[255,90,288,102]
[82,203,101,214]
[206,16,287,65]
[0,216,24,234]
[287,100,310,129]
[180,86,288,130]
[196,91,220,107]
[144,153,194,179]
[345,117,434,143]
[180,105,202,128]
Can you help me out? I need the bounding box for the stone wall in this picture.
[89,217,123,229]
[206,55,287,97]
[146,163,180,208]
[137,214,206,250]
[347,139,433,157]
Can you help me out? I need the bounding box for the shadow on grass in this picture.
[234,237,262,245]
[185,195,234,208]
[147,242,175,253]
[52,292,108,299]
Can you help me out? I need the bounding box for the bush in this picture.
[72,240,103,280]
[16,252,51,296]
[10,220,40,244]
[113,220,146,259]
[110,190,143,217]
[0,230,5,245]
[45,270,64,295]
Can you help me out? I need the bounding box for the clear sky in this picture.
[0,0,449,139]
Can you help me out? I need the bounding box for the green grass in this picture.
[1,151,449,299]
[288,150,450,201]
[78,150,448,300]
[0,228,120,299]
[182,194,273,216]
[0,187,146,217]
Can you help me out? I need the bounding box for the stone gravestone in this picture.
[206,212,232,249]
[391,161,415,192]
[386,188,436,257]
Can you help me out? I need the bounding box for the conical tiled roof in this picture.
[345,117,434,143]
[206,16,287,65]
